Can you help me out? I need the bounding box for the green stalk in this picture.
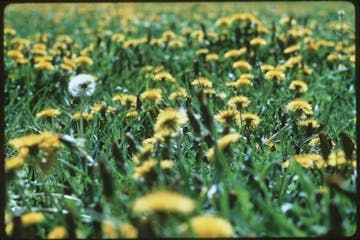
[79,97,84,137]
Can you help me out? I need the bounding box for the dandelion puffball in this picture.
[68,74,96,98]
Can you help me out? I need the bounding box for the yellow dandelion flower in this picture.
[169,39,184,48]
[206,53,219,62]
[228,95,250,110]
[306,41,318,52]
[224,49,241,59]
[284,44,300,54]
[232,60,252,71]
[9,37,31,46]
[9,132,59,150]
[240,113,261,128]
[282,160,290,168]
[60,58,77,71]
[286,98,313,115]
[349,55,355,63]
[250,37,267,46]
[191,77,213,88]
[102,221,138,238]
[7,50,24,59]
[4,27,16,35]
[34,55,53,63]
[299,118,320,128]
[279,16,297,25]
[32,48,47,55]
[327,53,339,62]
[196,48,209,55]
[207,133,240,161]
[214,109,240,125]
[260,64,274,72]
[162,30,176,40]
[231,13,258,24]
[152,72,176,83]
[153,65,165,74]
[207,32,219,41]
[106,106,117,115]
[275,65,286,71]
[102,221,118,238]
[143,137,157,148]
[317,40,335,48]
[113,93,137,107]
[185,215,234,237]
[160,159,175,169]
[48,226,68,239]
[154,108,188,137]
[169,87,188,101]
[309,137,320,147]
[182,27,192,36]
[303,65,313,75]
[264,70,285,83]
[119,223,138,238]
[284,55,302,68]
[71,112,93,121]
[215,17,232,27]
[327,150,347,167]
[21,212,45,226]
[240,73,254,79]
[35,61,54,71]
[132,190,195,214]
[191,30,205,42]
[257,25,269,33]
[35,108,61,119]
[150,38,164,46]
[289,80,308,93]
[292,154,325,169]
[91,101,106,113]
[15,58,29,65]
[226,78,252,88]
[33,43,46,50]
[133,159,156,178]
[126,110,138,118]
[5,155,26,172]
[132,144,154,164]
[111,33,125,42]
[203,88,216,95]
[140,88,162,103]
[75,55,93,65]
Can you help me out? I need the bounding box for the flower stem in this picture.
[80,97,84,137]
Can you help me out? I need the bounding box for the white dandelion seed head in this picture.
[68,74,96,98]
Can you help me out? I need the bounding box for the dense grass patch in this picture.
[4,2,356,238]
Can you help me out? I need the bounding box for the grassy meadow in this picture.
[4,2,357,238]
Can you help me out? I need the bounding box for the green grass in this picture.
[4,2,356,238]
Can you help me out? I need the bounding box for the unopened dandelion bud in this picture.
[92,202,103,238]
[327,201,344,237]
[340,131,354,160]
[204,132,214,147]
[200,103,213,130]
[136,95,142,111]
[186,109,201,136]
[125,132,140,155]
[99,158,114,199]
[194,58,200,77]
[112,141,126,174]
[228,190,238,209]
[65,212,76,239]
[96,35,102,48]
[235,27,241,46]
[319,132,332,160]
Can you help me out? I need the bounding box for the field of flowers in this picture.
[4,2,357,238]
